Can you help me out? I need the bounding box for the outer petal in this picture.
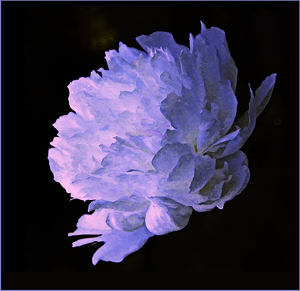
[160,26,238,151]
[193,33,237,146]
[200,23,238,92]
[136,31,189,72]
[70,225,153,264]
[254,73,276,118]
[204,86,256,158]
[145,197,193,235]
[205,74,276,158]
[189,154,216,192]
[118,42,144,64]
[87,195,150,232]
[53,112,87,138]
[160,87,204,146]
[151,152,216,209]
[69,204,153,263]
[92,225,153,264]
[193,150,250,212]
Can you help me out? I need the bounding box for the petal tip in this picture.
[271,73,277,81]
[200,20,207,32]
[92,256,99,265]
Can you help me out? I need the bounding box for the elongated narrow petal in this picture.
[255,73,277,117]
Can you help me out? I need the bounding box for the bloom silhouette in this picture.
[48,21,276,264]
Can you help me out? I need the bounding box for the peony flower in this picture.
[48,21,276,264]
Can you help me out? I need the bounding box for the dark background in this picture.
[3,1,299,289]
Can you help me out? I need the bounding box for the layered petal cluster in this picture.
[48,21,276,264]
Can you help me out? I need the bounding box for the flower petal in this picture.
[203,128,240,154]
[205,85,256,158]
[106,211,146,232]
[151,142,192,173]
[118,42,143,64]
[91,225,153,264]
[88,194,150,213]
[53,112,86,138]
[145,197,193,235]
[254,73,277,118]
[193,32,238,145]
[200,25,238,92]
[167,153,195,182]
[193,150,250,212]
[69,205,153,263]
[136,31,189,72]
[160,90,201,145]
[189,154,216,192]
[196,103,222,152]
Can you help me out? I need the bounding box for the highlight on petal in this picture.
[48,21,276,264]
[145,197,193,235]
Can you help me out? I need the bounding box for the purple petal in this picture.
[190,154,216,192]
[136,31,189,72]
[91,225,153,264]
[200,26,238,92]
[255,73,277,117]
[193,150,250,212]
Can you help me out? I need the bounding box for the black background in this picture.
[3,1,299,289]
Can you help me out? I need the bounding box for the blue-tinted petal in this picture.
[203,128,240,154]
[193,35,221,101]
[196,103,222,152]
[193,150,250,212]
[136,31,189,71]
[255,73,277,117]
[88,194,150,213]
[145,197,193,235]
[106,211,146,232]
[164,193,208,206]
[167,153,195,182]
[118,42,144,64]
[200,25,238,92]
[90,225,153,264]
[69,207,153,263]
[193,36,237,142]
[152,142,192,173]
[205,86,256,158]
[190,154,216,192]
